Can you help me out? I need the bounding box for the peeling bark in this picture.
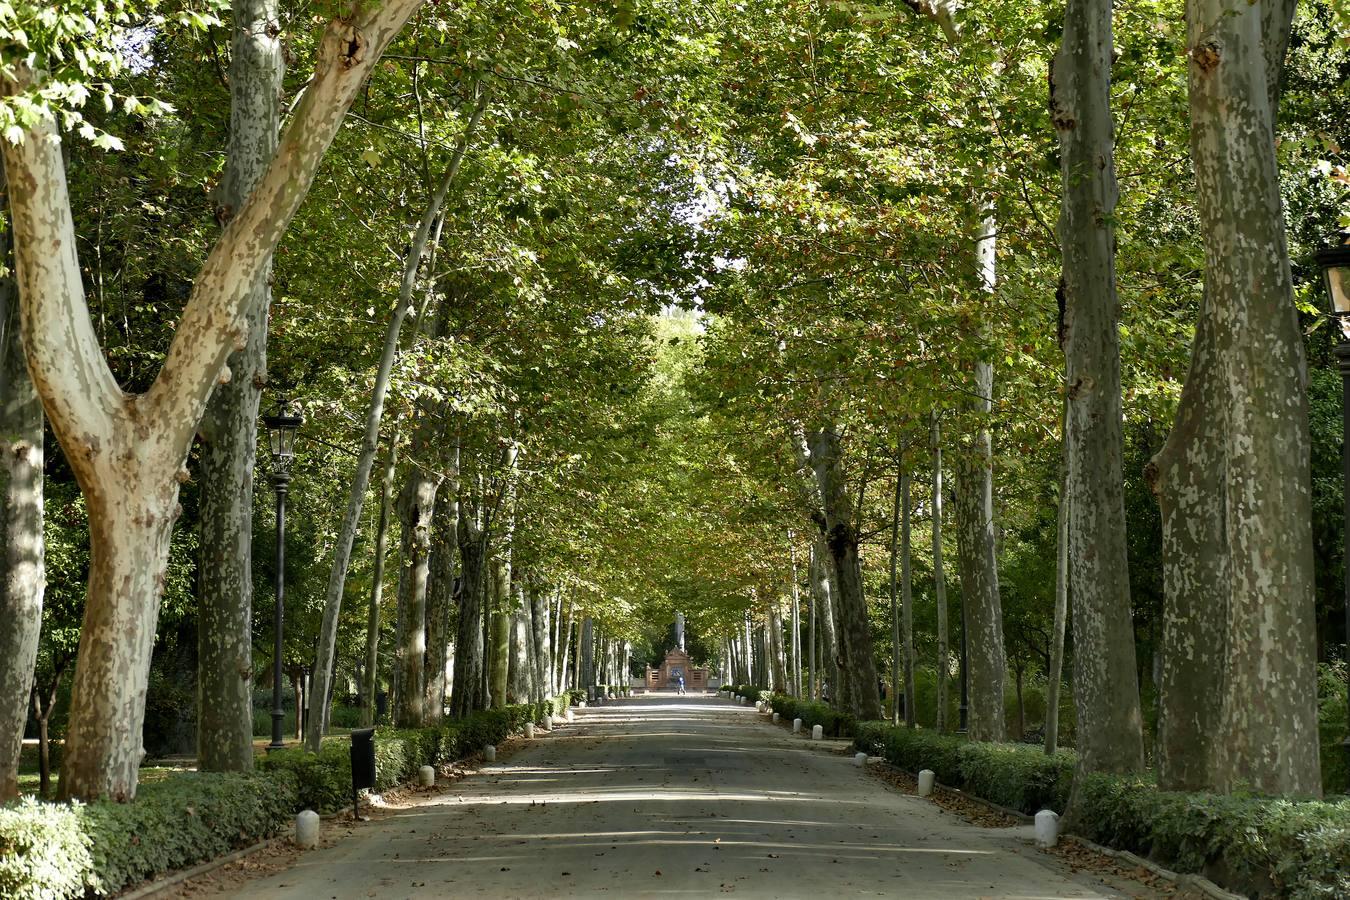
[932,413,950,733]
[393,460,440,727]
[0,204,43,801]
[450,500,487,718]
[361,438,398,727]
[423,445,458,722]
[1053,0,1144,778]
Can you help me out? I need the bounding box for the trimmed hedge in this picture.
[2,698,568,899]
[853,720,1350,898]
[730,684,771,703]
[768,693,855,738]
[259,698,569,812]
[0,771,297,899]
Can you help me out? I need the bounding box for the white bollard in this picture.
[295,809,320,849]
[484,744,497,762]
[854,752,868,767]
[917,769,936,797]
[418,765,435,787]
[811,724,824,740]
[793,718,803,734]
[542,714,553,731]
[1035,810,1060,848]
[772,712,780,724]
[755,700,764,712]
[524,722,535,739]
[566,708,575,723]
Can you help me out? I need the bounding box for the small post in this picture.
[917,769,935,797]
[1035,810,1060,848]
[793,718,802,733]
[811,724,824,740]
[418,765,435,787]
[854,752,867,767]
[296,809,320,848]
[484,744,497,762]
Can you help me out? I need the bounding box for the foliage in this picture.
[0,771,295,900]
[768,693,855,738]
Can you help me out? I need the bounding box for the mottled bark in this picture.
[1046,415,1070,756]
[789,543,802,697]
[423,450,458,722]
[556,600,574,695]
[393,461,440,727]
[1149,0,1317,795]
[900,470,915,728]
[362,439,398,727]
[1,0,425,801]
[529,583,551,701]
[951,216,1007,743]
[932,413,950,733]
[196,0,284,776]
[0,214,44,801]
[807,427,882,720]
[768,601,788,693]
[450,506,486,718]
[889,470,903,725]
[808,541,838,702]
[581,617,595,688]
[1052,0,1144,777]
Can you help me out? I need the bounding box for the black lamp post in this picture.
[1318,237,1350,763]
[263,399,302,753]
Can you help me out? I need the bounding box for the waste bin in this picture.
[351,727,376,818]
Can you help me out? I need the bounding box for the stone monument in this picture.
[646,612,708,691]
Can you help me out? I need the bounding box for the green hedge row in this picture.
[768,693,856,738]
[259,697,569,813]
[853,720,1350,899]
[853,719,1073,814]
[1,698,568,899]
[727,684,771,702]
[1075,775,1350,899]
[0,771,297,900]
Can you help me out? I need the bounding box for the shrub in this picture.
[769,694,856,738]
[0,771,296,900]
[732,684,770,703]
[1075,775,1350,899]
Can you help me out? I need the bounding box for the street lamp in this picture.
[1317,236,1350,765]
[263,398,302,752]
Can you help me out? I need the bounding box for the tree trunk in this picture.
[1052,0,1144,779]
[195,0,284,776]
[932,413,950,733]
[1046,414,1070,756]
[789,541,802,697]
[889,469,903,726]
[950,214,1008,743]
[557,600,574,695]
[0,2,426,796]
[809,541,838,703]
[423,447,458,723]
[900,470,915,727]
[362,438,399,727]
[769,602,788,693]
[450,509,487,718]
[0,206,44,802]
[807,427,882,720]
[393,460,441,727]
[1150,0,1317,795]
[530,582,551,700]
[306,87,485,749]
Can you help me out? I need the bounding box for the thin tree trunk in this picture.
[393,458,441,726]
[423,444,458,723]
[789,540,801,697]
[530,581,551,700]
[1052,0,1144,780]
[808,563,817,700]
[557,600,574,694]
[450,506,487,718]
[0,196,44,802]
[951,214,1007,743]
[889,468,903,726]
[195,0,284,776]
[769,601,788,693]
[306,90,486,750]
[933,413,950,733]
[361,437,399,727]
[901,469,915,728]
[1046,411,1070,756]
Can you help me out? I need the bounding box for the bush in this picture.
[731,684,770,703]
[1075,775,1350,899]
[0,772,296,900]
[769,694,856,738]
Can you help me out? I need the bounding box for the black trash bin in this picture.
[351,727,376,818]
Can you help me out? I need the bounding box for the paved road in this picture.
[223,695,1153,899]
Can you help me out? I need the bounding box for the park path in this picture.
[216,695,1161,899]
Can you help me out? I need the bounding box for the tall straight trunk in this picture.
[196,0,283,775]
[889,469,903,726]
[450,514,487,718]
[530,582,551,699]
[361,438,398,727]
[951,214,1007,743]
[807,427,882,720]
[490,567,510,708]
[2,0,424,801]
[769,605,788,693]
[1052,0,1145,779]
[306,91,486,750]
[557,600,574,694]
[0,214,44,801]
[789,542,802,697]
[1046,412,1071,756]
[393,451,442,726]
[900,470,915,728]
[1150,0,1316,795]
[809,541,839,702]
[507,583,532,703]
[581,617,595,689]
[932,413,950,733]
[422,452,458,723]
[808,567,817,700]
